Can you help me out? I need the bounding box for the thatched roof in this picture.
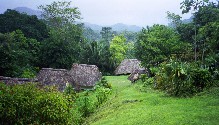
[37,68,68,91]
[128,69,147,83]
[115,59,145,75]
[68,64,102,89]
[2,64,102,91]
[0,76,37,85]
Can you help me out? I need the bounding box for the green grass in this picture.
[84,76,219,125]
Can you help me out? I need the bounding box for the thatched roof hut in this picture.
[115,59,145,75]
[0,76,37,85]
[2,64,102,91]
[68,64,102,89]
[128,69,147,83]
[37,68,68,91]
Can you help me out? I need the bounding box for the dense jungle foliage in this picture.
[0,0,219,124]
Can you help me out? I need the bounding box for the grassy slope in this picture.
[84,76,219,125]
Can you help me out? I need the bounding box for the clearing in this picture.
[84,76,219,125]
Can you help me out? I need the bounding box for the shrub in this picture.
[0,82,77,125]
[73,77,112,119]
[140,74,147,83]
[150,67,159,77]
[76,91,95,117]
[96,77,112,89]
[21,67,38,78]
[190,68,213,91]
[143,77,155,87]
[96,87,111,107]
[64,82,77,101]
[139,74,154,87]
[94,77,112,107]
[154,61,213,97]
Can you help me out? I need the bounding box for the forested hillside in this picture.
[0,0,218,124]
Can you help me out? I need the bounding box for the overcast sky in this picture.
[0,0,191,27]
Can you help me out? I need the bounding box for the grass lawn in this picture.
[84,76,219,125]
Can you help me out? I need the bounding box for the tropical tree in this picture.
[166,11,182,28]
[82,27,101,41]
[121,30,138,42]
[100,27,114,45]
[180,0,219,65]
[80,40,113,74]
[38,1,83,69]
[110,35,128,66]
[198,21,219,66]
[126,42,135,59]
[135,25,190,68]
[180,0,215,61]
[38,1,81,29]
[0,9,48,41]
[0,30,40,77]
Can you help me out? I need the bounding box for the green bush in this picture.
[190,68,213,91]
[143,78,155,87]
[0,82,79,125]
[75,87,111,118]
[96,87,111,107]
[96,77,112,89]
[140,74,147,83]
[0,78,113,124]
[21,67,38,78]
[212,69,219,86]
[76,91,95,117]
[93,77,112,107]
[150,67,159,77]
[139,74,154,87]
[154,61,213,97]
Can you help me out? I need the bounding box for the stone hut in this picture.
[115,59,145,75]
[37,68,68,91]
[68,63,102,90]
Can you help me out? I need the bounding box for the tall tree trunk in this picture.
[194,23,197,62]
[202,41,206,65]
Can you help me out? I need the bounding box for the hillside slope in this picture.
[84,76,219,125]
[14,7,42,18]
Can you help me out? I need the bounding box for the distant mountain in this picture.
[111,23,142,32]
[14,7,142,32]
[83,22,102,31]
[182,16,193,24]
[84,22,142,32]
[14,7,42,18]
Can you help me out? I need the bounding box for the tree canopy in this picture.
[38,1,83,69]
[135,24,190,67]
[38,1,81,29]
[0,9,48,41]
[110,35,128,66]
